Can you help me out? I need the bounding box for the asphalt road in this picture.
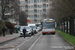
[29,33,73,50]
[0,31,74,50]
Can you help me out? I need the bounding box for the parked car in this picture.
[28,24,37,34]
[20,26,33,37]
[37,27,41,31]
[15,25,20,30]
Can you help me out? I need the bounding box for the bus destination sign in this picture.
[46,21,52,22]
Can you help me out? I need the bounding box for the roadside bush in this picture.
[0,20,5,35]
[5,22,14,29]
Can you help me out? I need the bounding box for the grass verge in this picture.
[56,30,75,45]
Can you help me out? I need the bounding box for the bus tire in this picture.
[42,33,45,35]
[52,33,55,35]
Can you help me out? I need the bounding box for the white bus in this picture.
[41,19,56,35]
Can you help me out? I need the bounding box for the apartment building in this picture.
[20,0,26,11]
[20,0,51,24]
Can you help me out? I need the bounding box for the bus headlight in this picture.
[53,29,55,31]
[42,29,44,31]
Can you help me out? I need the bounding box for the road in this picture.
[0,31,74,50]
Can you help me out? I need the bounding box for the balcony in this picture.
[34,12,37,14]
[34,17,37,19]
[43,4,46,9]
[34,5,37,9]
[25,7,28,10]
[43,0,46,3]
[25,0,28,2]
[34,15,37,19]
[43,2,46,4]
[34,10,37,14]
[34,2,37,4]
[34,19,37,21]
[34,0,37,4]
[34,20,37,23]
[25,10,28,14]
[25,5,28,10]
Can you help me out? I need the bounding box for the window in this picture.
[34,0,37,3]
[47,4,48,7]
[29,15,30,18]
[31,5,34,8]
[38,15,39,18]
[34,5,37,8]
[47,9,49,12]
[28,10,30,13]
[38,20,40,23]
[43,0,46,2]
[32,15,33,18]
[38,0,39,3]
[29,0,30,3]
[38,10,39,13]
[31,0,33,3]
[40,0,42,2]
[29,6,30,8]
[47,0,48,2]
[40,10,42,13]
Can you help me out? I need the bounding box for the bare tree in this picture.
[49,0,75,23]
[49,0,75,35]
[19,11,28,25]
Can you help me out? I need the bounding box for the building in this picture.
[20,0,26,11]
[20,0,51,24]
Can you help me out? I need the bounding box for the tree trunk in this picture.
[60,23,62,31]
[73,19,75,36]
[66,21,68,33]
[63,22,65,32]
[2,6,5,20]
[57,23,60,30]
[69,18,74,35]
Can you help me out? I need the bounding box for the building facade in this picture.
[20,0,26,11]
[20,0,51,24]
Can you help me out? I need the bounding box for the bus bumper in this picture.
[42,31,56,34]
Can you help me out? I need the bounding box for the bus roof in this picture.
[42,19,55,21]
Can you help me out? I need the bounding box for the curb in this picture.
[0,36,20,44]
[57,32,75,50]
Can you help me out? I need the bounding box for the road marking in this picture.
[28,34,42,50]
[15,36,33,49]
[9,48,19,50]
[16,32,41,49]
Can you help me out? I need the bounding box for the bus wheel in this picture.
[42,33,45,35]
[52,33,55,35]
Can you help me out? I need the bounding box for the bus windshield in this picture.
[30,26,36,29]
[43,22,55,28]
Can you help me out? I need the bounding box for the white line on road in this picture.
[15,36,33,49]
[28,34,42,50]
[15,32,41,49]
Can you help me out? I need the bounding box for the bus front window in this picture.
[43,22,55,28]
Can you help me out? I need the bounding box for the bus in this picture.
[41,19,56,35]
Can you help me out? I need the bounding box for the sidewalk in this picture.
[0,33,20,44]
